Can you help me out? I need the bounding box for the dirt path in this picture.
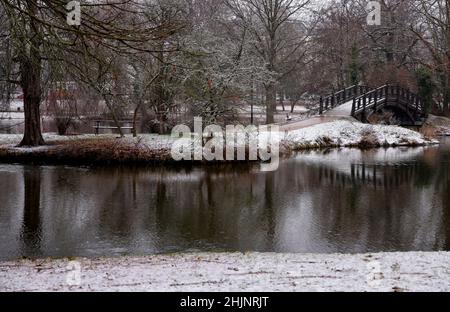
[323,100,355,116]
[279,116,357,132]
[278,100,357,132]
[1,252,449,292]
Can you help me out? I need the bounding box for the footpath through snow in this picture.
[0,252,449,292]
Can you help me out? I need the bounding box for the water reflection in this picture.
[21,167,42,257]
[1,141,450,260]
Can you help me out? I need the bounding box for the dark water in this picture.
[1,140,450,260]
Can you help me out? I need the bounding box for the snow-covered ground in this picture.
[285,120,437,148]
[0,111,24,119]
[427,114,450,128]
[0,133,175,152]
[0,124,444,292]
[1,252,449,292]
[0,121,438,162]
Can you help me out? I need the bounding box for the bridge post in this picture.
[396,86,400,106]
[415,98,419,117]
[374,89,378,112]
[351,98,356,116]
[406,90,411,114]
[407,94,413,117]
[362,95,367,121]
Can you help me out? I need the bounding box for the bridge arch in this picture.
[319,84,428,126]
[360,103,417,125]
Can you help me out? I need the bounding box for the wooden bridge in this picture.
[319,84,428,126]
[319,85,372,114]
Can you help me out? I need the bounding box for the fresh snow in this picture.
[0,252,449,292]
[0,121,438,158]
[0,133,176,152]
[285,120,437,148]
[0,124,445,292]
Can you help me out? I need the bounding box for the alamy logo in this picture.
[66,1,81,26]
[66,260,82,286]
[171,117,280,172]
[367,1,381,26]
[366,260,383,287]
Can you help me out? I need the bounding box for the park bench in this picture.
[93,120,135,135]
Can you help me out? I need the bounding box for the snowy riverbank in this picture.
[0,121,438,165]
[285,120,437,149]
[1,252,449,292]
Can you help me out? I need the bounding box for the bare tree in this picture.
[0,0,182,146]
[226,0,311,124]
[411,0,450,113]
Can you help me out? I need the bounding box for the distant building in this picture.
[9,99,24,112]
[0,93,24,112]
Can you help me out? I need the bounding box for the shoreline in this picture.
[0,142,435,167]
[1,252,449,292]
[0,120,439,167]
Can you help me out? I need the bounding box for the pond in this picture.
[1,140,450,260]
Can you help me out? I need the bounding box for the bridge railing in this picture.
[351,85,388,116]
[351,85,426,120]
[319,85,372,114]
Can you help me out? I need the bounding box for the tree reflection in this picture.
[264,173,275,250]
[3,143,450,259]
[21,166,42,257]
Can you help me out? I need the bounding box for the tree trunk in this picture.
[250,78,254,124]
[22,166,42,253]
[20,92,45,146]
[265,84,276,124]
[132,102,141,138]
[279,91,285,111]
[19,57,45,146]
[266,32,277,125]
[291,99,298,114]
[102,96,124,137]
[443,78,450,115]
[19,0,45,147]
